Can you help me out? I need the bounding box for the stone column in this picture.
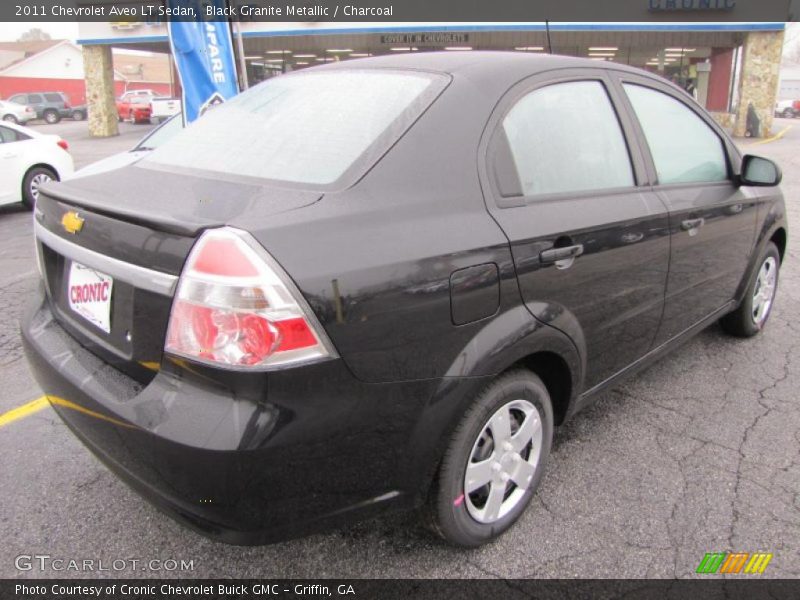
[733,30,784,138]
[82,45,119,138]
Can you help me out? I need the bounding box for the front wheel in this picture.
[425,370,554,547]
[22,167,57,209]
[2,114,18,123]
[72,110,86,121]
[782,108,795,118]
[721,242,780,337]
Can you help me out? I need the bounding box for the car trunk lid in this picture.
[34,165,322,384]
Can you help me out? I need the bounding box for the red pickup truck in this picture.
[116,96,152,124]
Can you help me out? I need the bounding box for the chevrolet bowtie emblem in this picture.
[61,211,84,234]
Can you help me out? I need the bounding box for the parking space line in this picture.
[0,396,49,428]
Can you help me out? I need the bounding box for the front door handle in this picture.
[540,243,584,264]
[681,217,705,231]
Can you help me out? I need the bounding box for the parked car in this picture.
[150,97,181,123]
[774,99,800,118]
[70,104,87,121]
[72,114,183,179]
[119,89,159,101]
[0,120,73,208]
[23,53,787,548]
[116,96,152,124]
[0,99,36,124]
[7,91,74,124]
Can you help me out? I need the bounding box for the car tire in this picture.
[721,242,781,338]
[425,369,554,547]
[43,110,60,124]
[2,114,18,124]
[22,166,57,210]
[782,108,794,119]
[72,110,86,121]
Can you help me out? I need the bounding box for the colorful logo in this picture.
[61,211,84,235]
[696,552,773,574]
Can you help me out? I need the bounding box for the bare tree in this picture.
[17,28,52,42]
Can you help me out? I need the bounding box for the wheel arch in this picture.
[20,163,60,200]
[403,306,584,505]
[771,226,787,263]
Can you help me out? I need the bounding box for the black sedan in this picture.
[23,52,787,547]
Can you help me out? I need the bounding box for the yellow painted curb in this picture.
[748,124,793,146]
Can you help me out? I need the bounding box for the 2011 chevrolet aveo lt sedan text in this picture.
[23,52,787,547]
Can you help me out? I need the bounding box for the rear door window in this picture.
[44,93,64,103]
[144,70,448,187]
[28,94,44,104]
[499,80,634,197]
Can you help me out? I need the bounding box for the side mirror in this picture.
[739,154,782,187]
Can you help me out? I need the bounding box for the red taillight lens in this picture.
[57,139,68,151]
[165,227,336,369]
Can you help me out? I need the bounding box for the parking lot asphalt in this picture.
[0,119,798,579]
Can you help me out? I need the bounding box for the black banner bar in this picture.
[0,0,794,23]
[3,580,800,600]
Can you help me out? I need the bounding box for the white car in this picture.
[0,120,74,208]
[0,99,36,125]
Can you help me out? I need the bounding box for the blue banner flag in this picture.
[167,0,240,124]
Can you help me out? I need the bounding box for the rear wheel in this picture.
[721,242,780,337]
[2,114,17,123]
[43,109,60,124]
[782,108,795,119]
[425,370,553,547]
[22,167,57,209]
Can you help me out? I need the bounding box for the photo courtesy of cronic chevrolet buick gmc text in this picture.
[22,52,787,547]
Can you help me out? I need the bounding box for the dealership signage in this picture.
[649,0,736,11]
[380,33,470,45]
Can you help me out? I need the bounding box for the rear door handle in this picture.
[540,244,584,264]
[681,218,705,231]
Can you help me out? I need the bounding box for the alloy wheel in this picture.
[464,399,543,524]
[29,172,53,202]
[752,256,777,326]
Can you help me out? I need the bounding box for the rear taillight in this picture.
[57,139,68,151]
[165,227,336,370]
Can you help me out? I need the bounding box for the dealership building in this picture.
[75,20,785,138]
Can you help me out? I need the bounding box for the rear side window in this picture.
[0,126,28,143]
[500,80,634,197]
[145,70,448,186]
[623,84,727,185]
[44,93,63,102]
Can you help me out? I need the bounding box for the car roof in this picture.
[0,119,44,138]
[315,50,658,91]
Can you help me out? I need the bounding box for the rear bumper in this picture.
[22,286,478,544]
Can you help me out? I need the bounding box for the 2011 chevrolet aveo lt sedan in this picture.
[23,52,787,547]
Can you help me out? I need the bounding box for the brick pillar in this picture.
[733,30,784,139]
[82,45,119,138]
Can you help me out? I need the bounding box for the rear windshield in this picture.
[144,69,448,186]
